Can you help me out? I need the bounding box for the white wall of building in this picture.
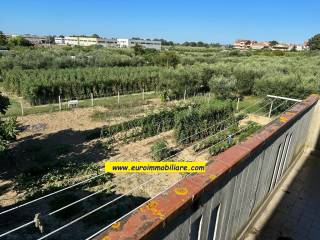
[54,37,65,45]
[54,36,161,50]
[117,39,130,48]
[129,39,161,50]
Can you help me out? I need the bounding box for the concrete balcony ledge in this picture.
[94,95,320,240]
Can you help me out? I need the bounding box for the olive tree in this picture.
[0,92,17,152]
[209,75,237,100]
[308,34,320,50]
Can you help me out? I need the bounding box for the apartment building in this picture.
[233,39,256,49]
[8,34,48,45]
[54,37,65,45]
[64,36,99,46]
[234,39,307,51]
[117,38,162,50]
[272,43,291,51]
[251,41,271,50]
[54,36,161,50]
[117,38,130,48]
[97,38,118,47]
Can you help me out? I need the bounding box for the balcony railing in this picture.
[93,95,319,240]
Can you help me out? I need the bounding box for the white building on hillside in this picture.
[54,37,65,45]
[117,39,161,50]
[65,36,98,46]
[98,38,118,47]
[54,36,161,50]
[54,36,102,46]
[117,39,130,48]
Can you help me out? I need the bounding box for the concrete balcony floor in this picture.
[243,150,320,240]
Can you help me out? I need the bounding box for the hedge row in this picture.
[99,100,236,146]
[174,100,234,144]
[2,67,161,105]
[101,105,192,140]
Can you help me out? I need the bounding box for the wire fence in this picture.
[0,97,291,239]
[3,88,264,118]
[34,100,297,240]
[3,90,161,117]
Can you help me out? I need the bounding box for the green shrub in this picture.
[151,139,171,161]
[209,75,237,100]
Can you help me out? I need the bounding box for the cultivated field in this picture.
[0,45,318,239]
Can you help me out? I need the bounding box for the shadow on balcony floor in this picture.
[243,150,320,240]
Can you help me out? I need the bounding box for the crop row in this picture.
[99,100,234,146]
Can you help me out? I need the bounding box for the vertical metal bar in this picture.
[268,100,274,118]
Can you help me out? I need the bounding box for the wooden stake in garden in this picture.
[236,98,240,111]
[20,100,24,116]
[91,93,94,107]
[142,89,145,100]
[118,91,120,104]
[268,100,274,118]
[58,95,62,110]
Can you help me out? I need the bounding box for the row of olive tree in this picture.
[2,54,319,105]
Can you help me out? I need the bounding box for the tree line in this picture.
[1,54,319,105]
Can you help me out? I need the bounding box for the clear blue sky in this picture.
[0,0,319,44]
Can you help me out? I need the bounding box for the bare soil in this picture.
[242,114,273,125]
[1,99,176,206]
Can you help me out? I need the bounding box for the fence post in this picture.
[142,89,145,100]
[184,89,186,102]
[91,93,94,107]
[20,100,24,116]
[236,98,240,111]
[118,91,120,104]
[268,100,274,118]
[58,95,62,111]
